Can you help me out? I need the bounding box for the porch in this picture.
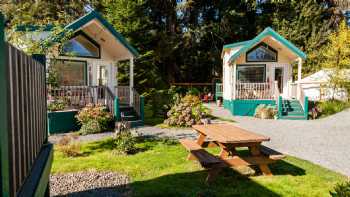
[216,81,308,119]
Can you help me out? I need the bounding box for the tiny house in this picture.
[220,27,309,119]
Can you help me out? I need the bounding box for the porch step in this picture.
[280,99,307,120]
[118,105,143,127]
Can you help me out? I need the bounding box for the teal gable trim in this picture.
[64,10,139,57]
[226,27,306,62]
[223,40,251,49]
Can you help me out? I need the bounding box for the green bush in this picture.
[164,94,210,127]
[317,100,350,117]
[330,181,350,197]
[76,103,113,132]
[254,104,277,119]
[79,119,102,135]
[113,130,136,155]
[48,100,66,111]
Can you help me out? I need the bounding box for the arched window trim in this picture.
[60,30,101,59]
[246,42,277,62]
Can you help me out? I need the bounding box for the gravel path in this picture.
[49,126,197,144]
[206,103,350,177]
[50,171,130,197]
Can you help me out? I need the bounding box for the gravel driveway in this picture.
[206,103,350,177]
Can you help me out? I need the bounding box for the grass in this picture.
[52,138,347,197]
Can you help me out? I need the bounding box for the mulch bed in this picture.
[50,170,131,197]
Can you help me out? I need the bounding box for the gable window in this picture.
[61,31,100,58]
[246,43,277,62]
[50,59,87,86]
[237,64,266,83]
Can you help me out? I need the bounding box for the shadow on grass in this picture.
[54,159,305,197]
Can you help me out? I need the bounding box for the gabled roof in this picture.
[223,27,306,62]
[15,10,139,57]
[65,10,139,57]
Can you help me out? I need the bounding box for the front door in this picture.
[98,65,108,86]
[274,68,283,93]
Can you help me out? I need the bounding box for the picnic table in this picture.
[180,123,285,183]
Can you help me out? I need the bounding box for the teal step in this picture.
[279,115,307,120]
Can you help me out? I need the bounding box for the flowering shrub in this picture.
[47,99,66,111]
[164,95,210,127]
[76,103,113,133]
[254,104,277,119]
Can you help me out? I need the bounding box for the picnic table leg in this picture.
[218,143,236,159]
[187,132,207,160]
[249,145,272,176]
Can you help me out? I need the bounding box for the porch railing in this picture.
[215,83,223,100]
[116,86,130,105]
[47,85,115,114]
[235,82,274,100]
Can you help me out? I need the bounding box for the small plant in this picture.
[164,94,210,127]
[79,119,102,135]
[48,99,66,111]
[316,100,350,118]
[254,104,276,119]
[330,181,350,197]
[113,121,136,155]
[57,135,82,157]
[76,103,113,133]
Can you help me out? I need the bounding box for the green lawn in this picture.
[52,138,346,197]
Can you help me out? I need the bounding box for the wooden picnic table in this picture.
[181,124,285,182]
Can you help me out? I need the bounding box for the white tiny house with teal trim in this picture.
[220,27,309,120]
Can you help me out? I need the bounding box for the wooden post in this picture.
[0,12,11,196]
[129,58,134,106]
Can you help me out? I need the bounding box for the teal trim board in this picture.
[224,99,275,116]
[223,27,307,63]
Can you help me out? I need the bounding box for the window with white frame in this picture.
[237,64,266,83]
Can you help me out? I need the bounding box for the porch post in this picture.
[297,57,303,99]
[115,61,118,96]
[297,57,302,82]
[129,57,134,106]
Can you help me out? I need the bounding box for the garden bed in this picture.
[52,137,347,197]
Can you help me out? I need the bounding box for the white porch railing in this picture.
[235,82,274,100]
[273,81,280,106]
[116,86,130,105]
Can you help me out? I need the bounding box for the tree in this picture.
[321,21,350,99]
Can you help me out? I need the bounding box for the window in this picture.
[61,31,100,58]
[237,65,266,83]
[246,43,277,62]
[50,60,87,86]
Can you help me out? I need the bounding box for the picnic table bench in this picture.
[180,123,285,183]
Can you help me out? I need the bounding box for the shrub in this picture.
[254,104,276,119]
[57,135,82,157]
[164,94,210,127]
[330,181,350,197]
[79,119,102,135]
[113,121,136,155]
[76,103,113,133]
[317,100,350,117]
[48,99,66,111]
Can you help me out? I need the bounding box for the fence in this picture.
[0,17,51,197]
[235,82,274,100]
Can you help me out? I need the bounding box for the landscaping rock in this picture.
[50,170,131,197]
